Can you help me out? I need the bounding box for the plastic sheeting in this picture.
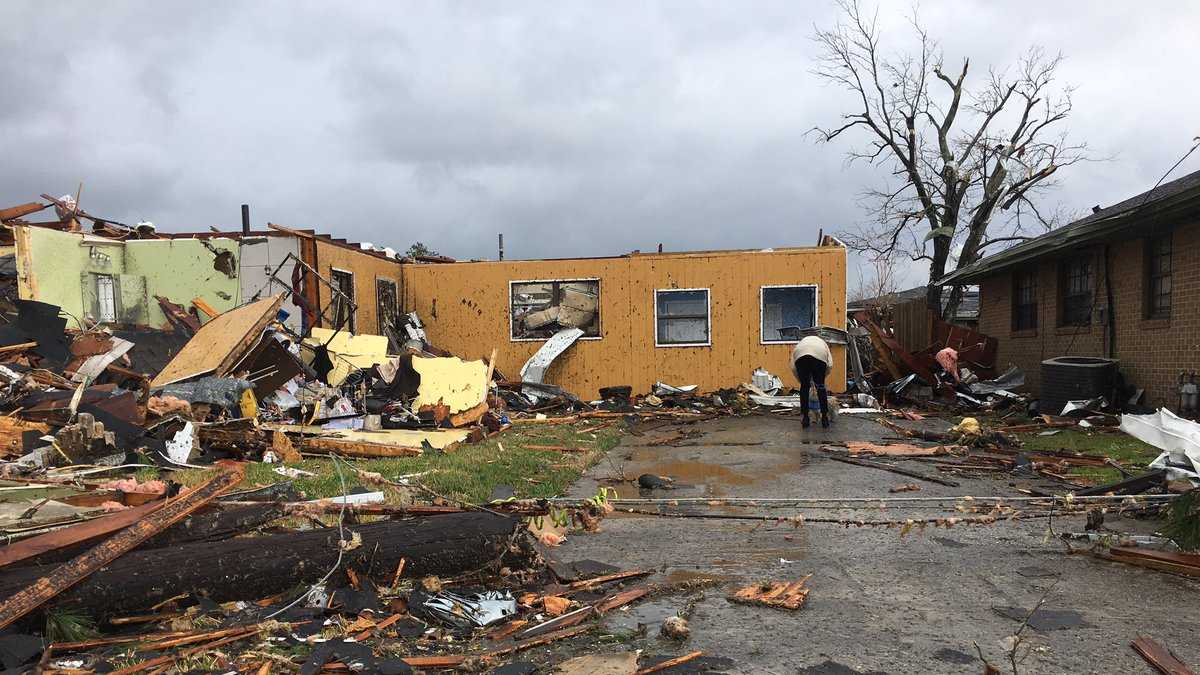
[1120,408,1200,483]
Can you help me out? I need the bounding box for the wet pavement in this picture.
[559,413,1200,674]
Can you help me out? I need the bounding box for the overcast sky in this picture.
[2,1,1197,288]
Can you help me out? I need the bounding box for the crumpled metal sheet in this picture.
[966,365,1025,396]
[419,590,517,629]
[1121,408,1200,484]
[519,327,583,384]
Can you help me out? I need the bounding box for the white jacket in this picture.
[790,336,832,369]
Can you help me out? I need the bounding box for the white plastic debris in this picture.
[164,422,195,465]
[1120,408,1200,484]
[752,368,784,394]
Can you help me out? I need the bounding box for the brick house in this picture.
[938,169,1200,409]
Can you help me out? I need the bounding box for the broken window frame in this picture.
[654,288,711,347]
[508,278,602,342]
[1058,256,1093,327]
[1145,232,1172,319]
[330,268,356,334]
[1011,268,1038,332]
[376,277,398,332]
[759,284,819,344]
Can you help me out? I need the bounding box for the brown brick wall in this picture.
[976,219,1200,408]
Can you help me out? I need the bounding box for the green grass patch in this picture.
[155,421,625,503]
[1015,427,1161,484]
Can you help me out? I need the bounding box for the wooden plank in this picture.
[0,465,243,631]
[1108,547,1200,578]
[0,500,164,569]
[151,295,283,387]
[0,201,49,221]
[637,651,704,675]
[190,297,221,319]
[1131,635,1197,675]
[0,341,37,354]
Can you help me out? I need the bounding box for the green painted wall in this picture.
[15,226,241,328]
[125,239,242,326]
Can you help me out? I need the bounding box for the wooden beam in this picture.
[0,465,243,630]
[1131,635,1197,675]
[191,297,221,319]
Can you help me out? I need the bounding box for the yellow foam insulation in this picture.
[304,328,390,386]
[412,356,489,413]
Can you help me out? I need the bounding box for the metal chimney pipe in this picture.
[498,233,505,261]
[241,204,250,235]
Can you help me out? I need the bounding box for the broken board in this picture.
[728,575,812,611]
[151,295,283,388]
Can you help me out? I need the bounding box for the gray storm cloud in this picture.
[2,1,1197,286]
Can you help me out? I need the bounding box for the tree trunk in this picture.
[0,512,519,620]
[927,236,952,315]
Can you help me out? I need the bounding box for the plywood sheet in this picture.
[150,295,283,387]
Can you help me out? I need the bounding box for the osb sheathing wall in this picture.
[313,238,402,336]
[401,248,847,399]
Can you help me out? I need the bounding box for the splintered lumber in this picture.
[728,575,812,611]
[0,465,244,631]
[823,452,960,487]
[1131,635,1197,675]
[0,511,519,618]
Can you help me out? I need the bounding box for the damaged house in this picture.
[939,168,1200,409]
[402,244,847,399]
[5,205,402,338]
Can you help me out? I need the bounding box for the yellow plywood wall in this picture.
[314,240,403,335]
[401,248,846,399]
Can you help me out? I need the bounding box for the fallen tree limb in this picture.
[0,511,520,619]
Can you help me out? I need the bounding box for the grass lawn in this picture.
[1014,427,1162,484]
[140,421,625,503]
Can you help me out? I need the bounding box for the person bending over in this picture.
[791,335,831,428]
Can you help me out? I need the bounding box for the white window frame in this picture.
[508,278,603,342]
[759,284,819,345]
[654,288,711,348]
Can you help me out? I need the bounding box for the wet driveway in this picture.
[557,414,1200,674]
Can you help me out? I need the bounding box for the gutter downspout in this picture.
[1104,243,1116,359]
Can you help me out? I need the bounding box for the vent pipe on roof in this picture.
[241,204,250,235]
[1092,205,1102,213]
[498,233,504,261]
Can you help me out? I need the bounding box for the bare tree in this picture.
[812,0,1085,317]
[850,252,901,303]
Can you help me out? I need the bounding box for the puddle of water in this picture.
[664,569,739,585]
